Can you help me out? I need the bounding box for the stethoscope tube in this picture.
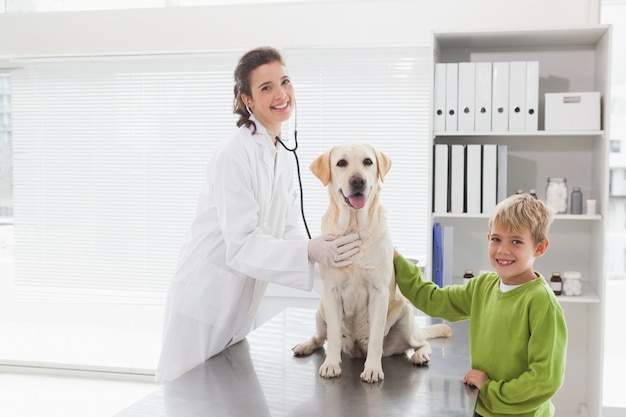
[274,131,311,239]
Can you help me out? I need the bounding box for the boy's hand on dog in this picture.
[308,233,361,268]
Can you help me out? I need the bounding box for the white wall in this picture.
[0,0,599,59]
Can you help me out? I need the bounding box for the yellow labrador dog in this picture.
[292,144,451,383]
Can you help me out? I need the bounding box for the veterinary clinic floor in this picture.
[0,280,625,417]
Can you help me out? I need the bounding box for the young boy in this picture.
[394,193,567,417]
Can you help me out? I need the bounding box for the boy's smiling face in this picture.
[488,222,549,286]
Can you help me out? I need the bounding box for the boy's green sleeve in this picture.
[394,254,429,304]
[394,254,470,320]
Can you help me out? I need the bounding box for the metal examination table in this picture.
[115,308,477,417]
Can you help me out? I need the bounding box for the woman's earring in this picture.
[245,103,252,115]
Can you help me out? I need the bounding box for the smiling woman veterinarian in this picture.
[155,47,361,383]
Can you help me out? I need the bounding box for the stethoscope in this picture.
[272,130,311,239]
[246,101,311,239]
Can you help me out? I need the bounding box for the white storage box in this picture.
[544,92,601,131]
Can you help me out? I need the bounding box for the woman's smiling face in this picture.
[244,61,294,135]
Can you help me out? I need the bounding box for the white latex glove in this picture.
[308,233,361,268]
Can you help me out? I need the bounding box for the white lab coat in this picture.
[155,116,314,383]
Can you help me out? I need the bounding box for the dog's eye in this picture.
[363,158,373,166]
[336,159,348,167]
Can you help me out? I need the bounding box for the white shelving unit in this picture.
[429,25,611,417]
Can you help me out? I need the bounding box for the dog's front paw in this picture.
[292,341,320,356]
[319,361,342,379]
[410,344,433,366]
[410,350,431,365]
[360,367,384,383]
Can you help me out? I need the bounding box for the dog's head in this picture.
[310,144,391,211]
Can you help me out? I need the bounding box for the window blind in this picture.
[10,47,429,304]
[0,74,11,218]
[11,54,240,303]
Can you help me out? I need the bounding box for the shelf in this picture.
[431,25,610,417]
[433,212,489,219]
[556,282,600,304]
[451,278,600,304]
[434,130,604,138]
[433,213,602,221]
[433,26,610,49]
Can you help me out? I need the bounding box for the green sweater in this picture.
[394,255,567,417]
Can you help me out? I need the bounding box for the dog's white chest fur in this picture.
[321,232,393,305]
[321,267,389,357]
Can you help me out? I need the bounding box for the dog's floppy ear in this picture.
[310,150,332,186]
[375,150,392,182]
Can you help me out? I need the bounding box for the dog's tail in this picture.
[422,323,452,339]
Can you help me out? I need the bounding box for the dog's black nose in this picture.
[350,175,366,190]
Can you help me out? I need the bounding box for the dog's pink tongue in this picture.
[349,195,366,209]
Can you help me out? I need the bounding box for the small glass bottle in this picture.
[550,272,562,296]
[570,186,583,214]
[546,177,568,214]
[463,269,474,285]
[529,189,538,199]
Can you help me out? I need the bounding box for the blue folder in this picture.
[432,222,443,287]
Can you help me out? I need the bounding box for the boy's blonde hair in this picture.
[489,193,554,245]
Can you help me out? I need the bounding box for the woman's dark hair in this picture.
[233,46,285,133]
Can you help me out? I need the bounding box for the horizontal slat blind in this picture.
[0,74,11,218]
[10,47,429,304]
[12,54,240,303]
